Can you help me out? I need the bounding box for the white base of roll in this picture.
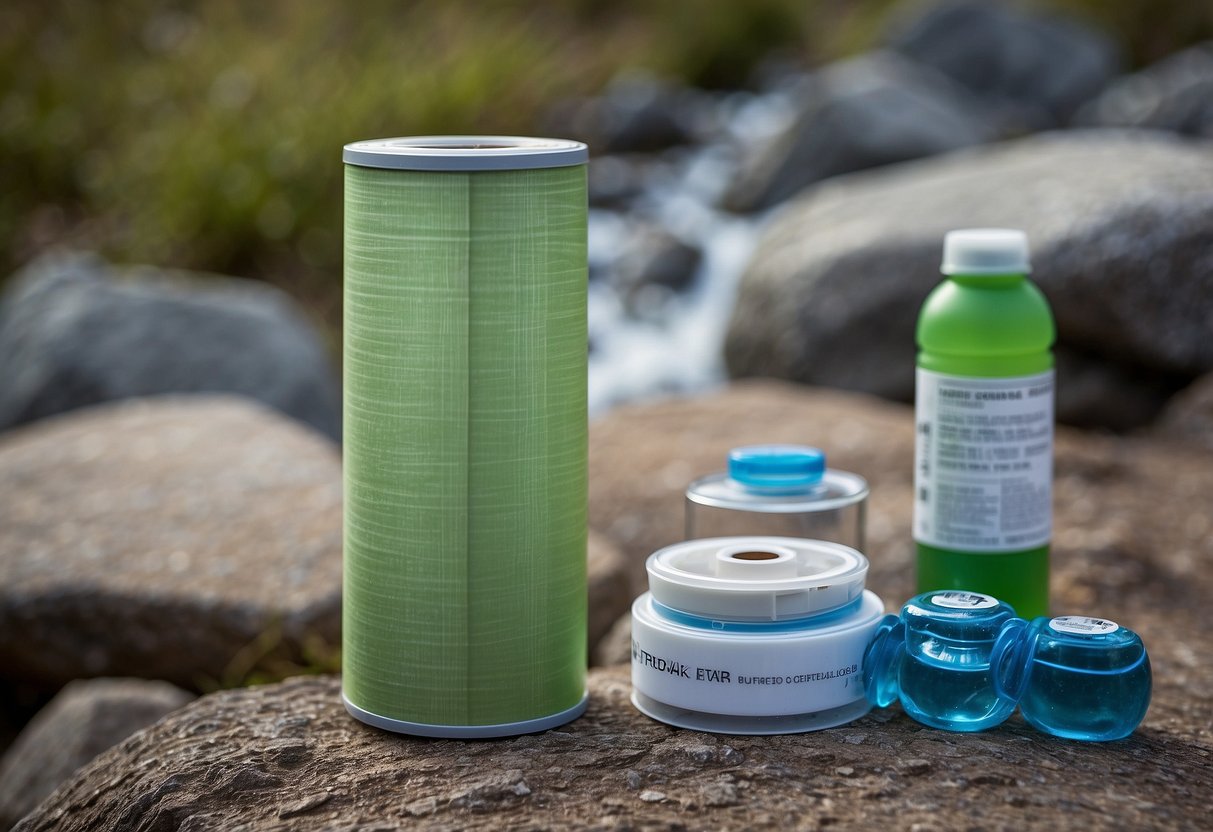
[632,690,870,735]
[343,692,588,739]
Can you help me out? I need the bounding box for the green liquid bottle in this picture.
[914,229,1056,619]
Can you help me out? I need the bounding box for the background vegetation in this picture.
[1,0,1210,325]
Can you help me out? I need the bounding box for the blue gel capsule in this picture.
[882,591,1019,731]
[992,615,1151,741]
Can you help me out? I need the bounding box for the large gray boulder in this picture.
[886,0,1121,131]
[723,51,991,214]
[0,678,191,829]
[724,130,1213,428]
[0,252,340,440]
[1077,41,1213,139]
[0,396,634,690]
[0,397,343,689]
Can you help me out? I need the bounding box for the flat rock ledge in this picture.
[17,670,1212,831]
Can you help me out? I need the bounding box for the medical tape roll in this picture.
[342,137,588,737]
[631,537,884,735]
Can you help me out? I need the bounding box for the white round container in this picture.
[630,536,885,735]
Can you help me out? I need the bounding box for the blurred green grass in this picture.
[0,0,853,319]
[0,0,1209,331]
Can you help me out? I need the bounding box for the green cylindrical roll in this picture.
[341,137,588,737]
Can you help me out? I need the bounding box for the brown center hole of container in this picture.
[730,550,781,561]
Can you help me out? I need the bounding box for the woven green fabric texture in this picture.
[343,163,587,727]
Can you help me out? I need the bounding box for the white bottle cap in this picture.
[941,228,1031,275]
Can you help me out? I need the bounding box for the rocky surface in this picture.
[15,667,1212,831]
[8,382,1213,829]
[558,7,1202,419]
[725,130,1213,427]
[0,678,191,829]
[886,0,1120,131]
[1052,345,1189,432]
[0,252,341,440]
[587,531,634,656]
[1077,41,1213,139]
[544,75,702,154]
[722,51,989,214]
[1155,373,1213,451]
[592,609,634,668]
[589,381,1213,628]
[610,224,702,317]
[590,382,916,597]
[0,395,633,691]
[0,396,343,689]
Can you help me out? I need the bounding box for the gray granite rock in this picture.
[0,678,191,829]
[0,396,343,689]
[543,75,701,154]
[1077,42,1213,139]
[722,51,990,213]
[613,227,702,296]
[1053,345,1188,432]
[0,252,340,440]
[14,665,1212,831]
[1154,373,1213,450]
[588,531,634,659]
[724,130,1213,426]
[887,0,1121,130]
[593,611,633,667]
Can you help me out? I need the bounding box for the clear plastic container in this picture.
[685,446,868,550]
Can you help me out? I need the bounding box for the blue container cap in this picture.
[728,445,825,491]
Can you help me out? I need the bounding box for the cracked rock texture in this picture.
[15,668,1213,831]
[0,678,192,829]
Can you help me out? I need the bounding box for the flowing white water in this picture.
[586,141,771,415]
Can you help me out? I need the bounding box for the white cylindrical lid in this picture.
[343,136,587,171]
[941,228,1031,275]
[646,536,868,621]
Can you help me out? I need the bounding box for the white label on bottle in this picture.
[914,369,1053,552]
[931,591,999,610]
[1050,616,1119,636]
